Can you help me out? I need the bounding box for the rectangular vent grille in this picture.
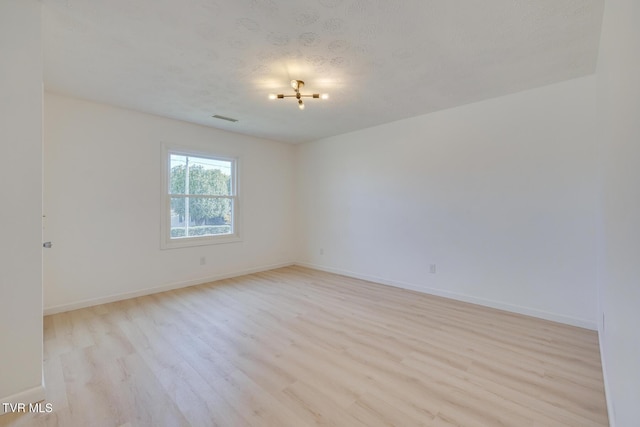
[212,114,238,123]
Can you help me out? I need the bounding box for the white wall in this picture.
[596,0,640,424]
[43,93,296,312]
[296,76,599,328]
[0,0,45,408]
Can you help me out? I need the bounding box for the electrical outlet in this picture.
[200,257,206,265]
[430,264,436,274]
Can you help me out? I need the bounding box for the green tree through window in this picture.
[168,153,235,239]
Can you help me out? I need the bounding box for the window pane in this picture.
[170,197,232,238]
[169,155,187,195]
[188,157,232,196]
[169,155,232,196]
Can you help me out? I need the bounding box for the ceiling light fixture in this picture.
[269,80,329,110]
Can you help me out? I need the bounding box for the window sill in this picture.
[160,234,242,249]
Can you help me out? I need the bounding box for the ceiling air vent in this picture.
[212,114,238,123]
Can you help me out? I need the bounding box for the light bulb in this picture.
[298,100,305,110]
[321,93,329,100]
[268,94,277,100]
[291,80,299,90]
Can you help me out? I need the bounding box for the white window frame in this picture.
[161,144,241,249]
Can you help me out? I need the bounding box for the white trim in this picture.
[160,143,242,250]
[1,385,45,415]
[43,261,295,315]
[295,261,597,330]
[162,232,242,249]
[598,328,616,426]
[43,259,597,329]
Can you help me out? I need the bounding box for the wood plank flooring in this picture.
[1,266,609,426]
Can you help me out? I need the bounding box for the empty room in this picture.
[1,0,639,426]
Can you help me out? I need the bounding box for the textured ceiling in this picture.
[42,0,604,143]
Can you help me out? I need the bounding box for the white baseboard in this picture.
[598,328,615,426]
[43,261,295,315]
[44,259,597,331]
[1,385,45,415]
[295,261,597,330]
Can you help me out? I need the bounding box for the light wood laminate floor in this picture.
[1,266,608,426]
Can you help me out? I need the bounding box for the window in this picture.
[161,145,240,248]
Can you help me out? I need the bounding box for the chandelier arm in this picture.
[270,80,328,108]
